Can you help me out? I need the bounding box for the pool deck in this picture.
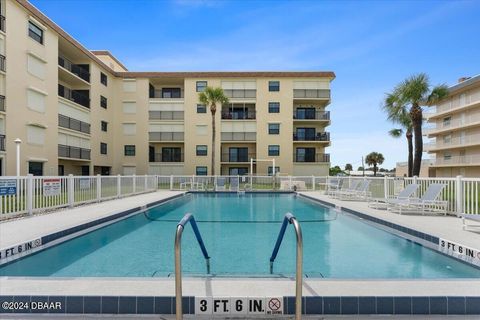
[0,190,185,250]
[298,191,480,251]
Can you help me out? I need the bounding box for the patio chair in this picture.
[230,177,239,191]
[368,183,419,209]
[325,178,342,196]
[336,180,371,201]
[388,183,448,215]
[330,179,361,198]
[216,177,226,191]
[458,214,480,231]
[179,177,192,190]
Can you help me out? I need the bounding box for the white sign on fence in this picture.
[0,179,17,195]
[79,178,90,190]
[43,178,61,197]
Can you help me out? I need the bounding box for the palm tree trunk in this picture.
[410,103,423,176]
[406,129,413,177]
[211,104,216,176]
[373,164,377,176]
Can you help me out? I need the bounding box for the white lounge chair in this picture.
[330,180,361,198]
[215,177,226,191]
[325,178,342,196]
[230,177,239,191]
[389,183,448,215]
[368,184,419,209]
[336,180,371,201]
[459,214,480,231]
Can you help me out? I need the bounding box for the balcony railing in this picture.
[433,154,480,166]
[293,132,330,141]
[426,113,480,135]
[223,89,256,99]
[149,132,184,141]
[293,110,330,120]
[0,134,5,151]
[58,144,91,160]
[58,56,90,82]
[293,89,330,99]
[221,153,256,162]
[436,88,480,114]
[0,95,5,112]
[150,152,184,163]
[0,54,5,72]
[149,89,184,99]
[0,15,5,33]
[58,84,90,109]
[426,134,480,150]
[221,111,256,120]
[293,153,330,163]
[221,132,256,141]
[149,111,184,120]
[58,114,91,134]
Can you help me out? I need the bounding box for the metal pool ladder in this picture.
[174,213,210,320]
[270,212,303,320]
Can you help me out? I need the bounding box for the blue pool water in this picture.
[1,193,479,278]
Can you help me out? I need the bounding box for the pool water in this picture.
[1,193,479,278]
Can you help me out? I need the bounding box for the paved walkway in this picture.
[0,191,184,250]
[299,192,480,250]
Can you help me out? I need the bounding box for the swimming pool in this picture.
[1,193,479,278]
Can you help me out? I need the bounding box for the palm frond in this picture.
[389,128,403,138]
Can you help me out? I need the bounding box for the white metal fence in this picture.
[0,174,479,219]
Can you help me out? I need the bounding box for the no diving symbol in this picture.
[268,298,281,311]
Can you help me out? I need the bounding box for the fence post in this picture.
[170,175,174,190]
[413,176,418,197]
[455,175,463,215]
[312,175,315,191]
[155,175,159,190]
[68,174,74,208]
[133,175,136,194]
[27,174,33,215]
[145,175,148,191]
[384,175,388,199]
[117,174,121,198]
[96,174,101,201]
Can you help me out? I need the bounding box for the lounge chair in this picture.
[215,177,226,191]
[388,183,448,215]
[330,180,361,198]
[336,180,371,201]
[368,184,419,209]
[325,178,342,196]
[230,177,239,191]
[459,214,480,231]
[179,178,192,190]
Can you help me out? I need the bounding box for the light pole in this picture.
[14,138,21,176]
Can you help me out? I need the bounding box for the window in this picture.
[268,123,280,134]
[162,88,181,98]
[295,128,316,140]
[268,166,280,176]
[81,166,90,176]
[29,161,43,176]
[229,147,249,162]
[100,142,107,155]
[196,81,207,92]
[295,148,316,162]
[28,21,43,44]
[197,104,207,113]
[196,145,207,156]
[229,167,248,175]
[100,96,107,109]
[443,116,451,127]
[196,166,207,176]
[101,121,108,132]
[268,145,280,156]
[269,81,280,92]
[443,134,452,144]
[100,72,108,86]
[58,165,64,176]
[124,145,136,156]
[162,147,182,162]
[443,153,452,161]
[268,102,280,113]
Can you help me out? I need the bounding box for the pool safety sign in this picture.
[195,297,283,315]
[0,238,42,260]
[43,178,61,196]
[439,238,480,267]
[0,179,16,195]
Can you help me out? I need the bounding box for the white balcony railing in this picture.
[435,88,480,114]
[433,154,480,166]
[426,113,480,135]
[425,133,480,150]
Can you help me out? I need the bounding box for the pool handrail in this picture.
[175,213,210,320]
[269,212,303,320]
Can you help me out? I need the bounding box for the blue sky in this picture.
[31,0,480,169]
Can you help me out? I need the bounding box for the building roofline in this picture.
[90,50,129,71]
[118,71,336,79]
[448,73,480,94]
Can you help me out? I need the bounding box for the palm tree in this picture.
[384,96,413,176]
[199,87,229,175]
[384,74,448,176]
[365,152,384,176]
[345,163,353,171]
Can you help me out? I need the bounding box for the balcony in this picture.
[433,154,480,167]
[0,134,5,151]
[426,113,480,135]
[433,88,480,116]
[150,152,184,163]
[223,89,256,99]
[58,56,90,83]
[149,132,184,142]
[149,86,184,100]
[222,111,256,120]
[293,132,330,142]
[0,95,5,112]
[58,144,91,160]
[293,110,330,120]
[0,15,5,33]
[221,153,256,162]
[58,114,90,134]
[0,54,5,72]
[293,153,330,163]
[293,89,330,99]
[426,133,480,151]
[221,132,256,141]
[58,84,90,109]
[149,111,184,121]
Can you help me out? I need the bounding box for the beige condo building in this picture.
[0,0,334,177]
[426,74,480,177]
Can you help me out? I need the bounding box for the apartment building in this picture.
[425,74,480,177]
[0,0,334,176]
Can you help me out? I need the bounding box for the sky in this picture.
[31,0,480,170]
